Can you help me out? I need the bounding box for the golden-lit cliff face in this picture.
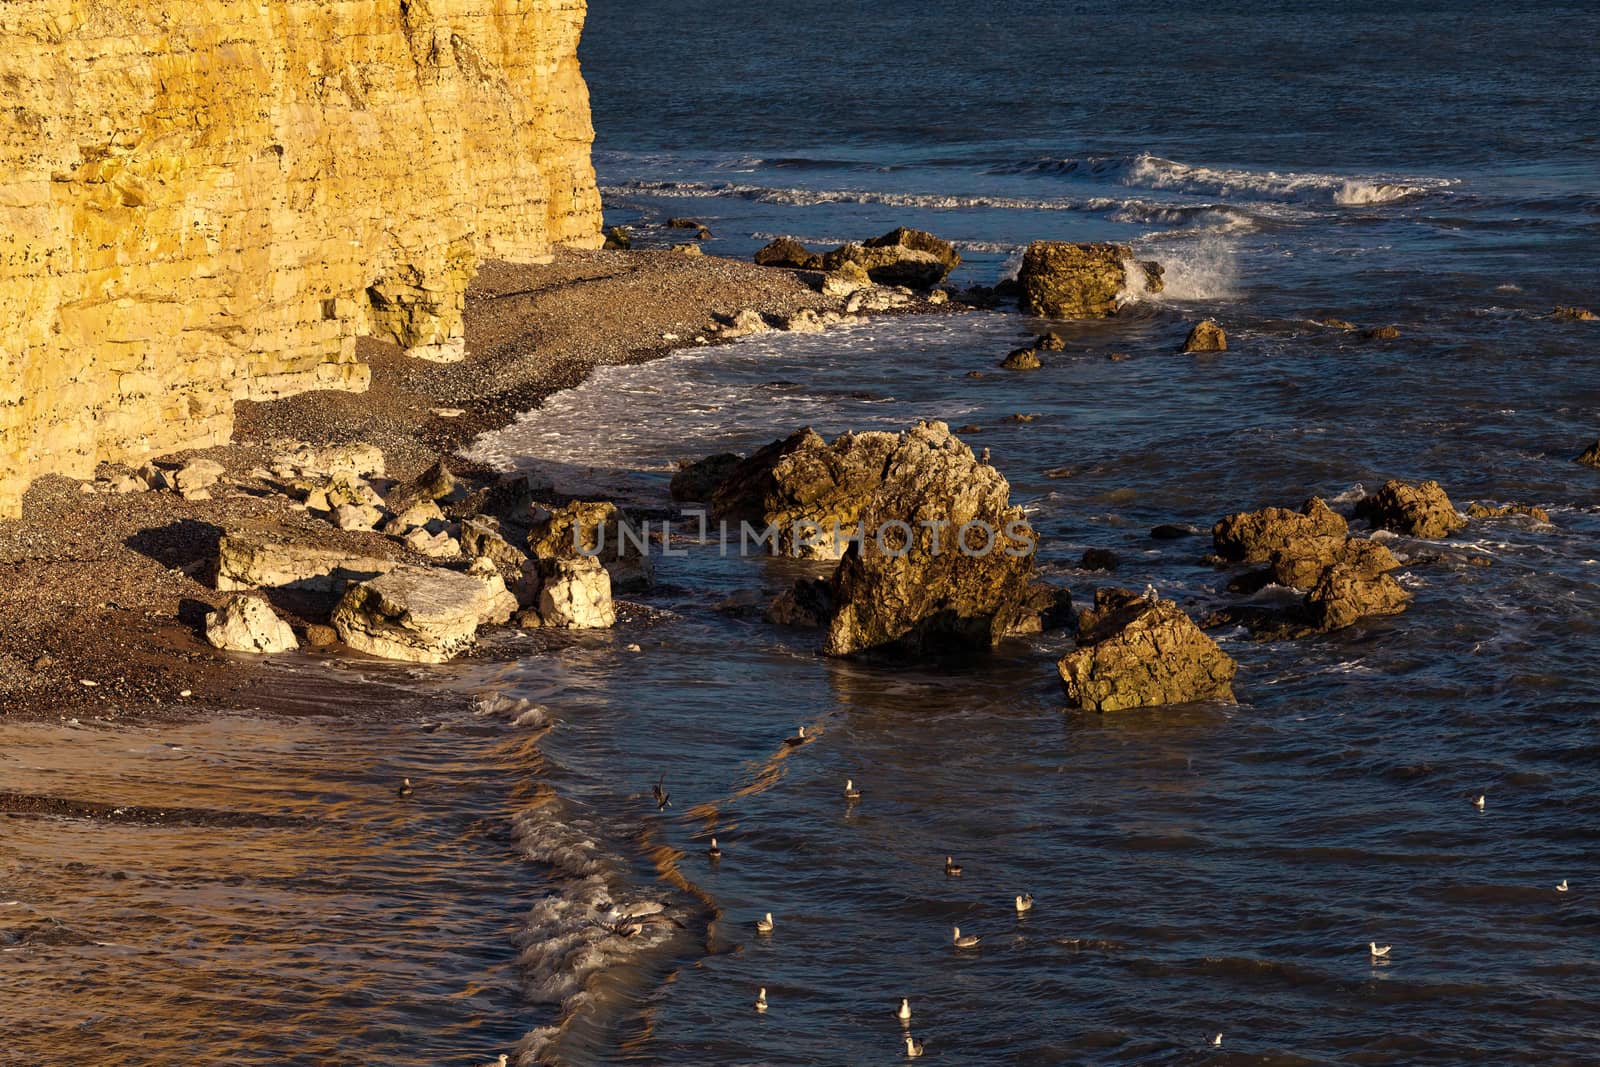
[0,0,602,516]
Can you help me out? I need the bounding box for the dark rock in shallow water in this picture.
[1079,547,1120,572]
[1058,588,1237,711]
[821,227,960,289]
[1553,305,1597,321]
[1268,535,1398,591]
[1466,502,1551,524]
[1150,523,1202,540]
[1016,241,1161,318]
[766,577,835,629]
[1575,440,1600,468]
[823,421,1036,657]
[1181,319,1227,353]
[1354,479,1464,539]
[1035,331,1068,351]
[670,452,744,502]
[1006,582,1075,635]
[999,347,1041,370]
[754,236,823,270]
[1303,564,1411,631]
[1364,324,1402,340]
[666,217,702,229]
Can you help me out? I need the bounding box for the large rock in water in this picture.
[1058,589,1237,711]
[1017,242,1164,318]
[527,501,655,592]
[821,228,960,289]
[1213,497,1348,564]
[822,421,1037,656]
[709,428,900,560]
[204,595,298,654]
[1303,565,1411,631]
[528,557,617,629]
[331,565,508,664]
[1355,479,1464,538]
[670,453,744,502]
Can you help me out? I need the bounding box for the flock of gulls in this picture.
[438,754,1571,1064]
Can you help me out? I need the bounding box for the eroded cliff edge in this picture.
[0,0,603,517]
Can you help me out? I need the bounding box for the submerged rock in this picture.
[823,421,1037,656]
[331,566,498,663]
[1553,305,1597,321]
[1575,440,1600,468]
[1364,325,1402,340]
[204,595,298,654]
[1181,319,1227,353]
[821,228,960,289]
[1016,241,1162,318]
[1079,547,1120,572]
[1058,589,1236,711]
[1466,502,1552,524]
[1355,479,1464,538]
[754,236,823,270]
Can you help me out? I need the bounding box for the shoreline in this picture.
[0,247,954,723]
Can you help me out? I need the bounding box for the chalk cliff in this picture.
[0,0,602,516]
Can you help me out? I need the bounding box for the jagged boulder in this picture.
[1017,241,1163,318]
[1466,502,1551,524]
[1058,589,1237,711]
[821,260,874,297]
[301,472,384,514]
[821,228,960,289]
[204,595,298,654]
[766,577,835,629]
[709,427,900,560]
[822,421,1037,656]
[460,515,529,568]
[754,236,823,270]
[1182,320,1227,353]
[1303,565,1411,631]
[1269,535,1399,590]
[527,501,655,591]
[1553,305,1597,321]
[1355,479,1464,538]
[215,531,395,593]
[331,565,501,663]
[999,347,1041,370]
[387,458,460,513]
[1576,440,1600,468]
[671,453,744,502]
[525,557,616,629]
[1213,497,1348,564]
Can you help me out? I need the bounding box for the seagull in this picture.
[652,774,671,810]
[784,725,812,747]
[707,837,723,861]
[1556,879,1569,893]
[896,998,912,1023]
[904,1035,925,1058]
[1211,1033,1223,1047]
[1473,794,1486,810]
[1143,583,1160,603]
[756,912,775,934]
[944,856,963,877]
[396,777,414,798]
[1370,942,1391,959]
[755,987,768,1013]
[1015,893,1034,913]
[952,926,980,949]
[844,778,862,800]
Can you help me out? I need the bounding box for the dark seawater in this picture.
[10,3,1600,1066]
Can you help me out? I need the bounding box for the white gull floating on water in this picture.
[952,926,980,949]
[1370,942,1391,958]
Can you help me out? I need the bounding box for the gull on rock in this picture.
[952,926,980,949]
[756,912,775,934]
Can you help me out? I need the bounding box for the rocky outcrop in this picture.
[999,348,1042,370]
[709,428,899,560]
[754,237,824,270]
[204,595,299,654]
[1016,242,1163,318]
[215,531,395,594]
[0,0,603,518]
[1466,502,1551,524]
[331,565,505,663]
[670,453,743,502]
[1182,320,1227,353]
[1058,589,1236,711]
[1355,479,1464,538]
[823,421,1037,656]
[1303,565,1410,631]
[1213,497,1348,564]
[1576,440,1600,468]
[1553,305,1597,321]
[527,500,655,591]
[821,228,960,289]
[525,557,616,629]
